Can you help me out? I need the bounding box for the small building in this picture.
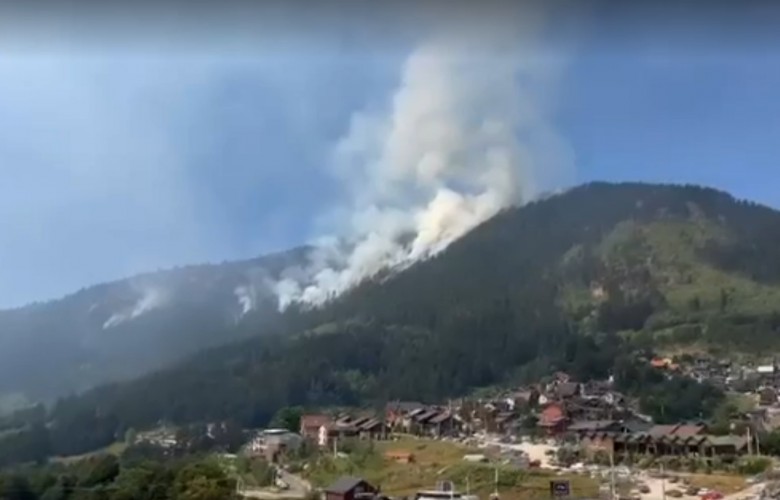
[568,420,625,438]
[580,431,616,459]
[357,418,389,441]
[385,401,425,430]
[556,382,581,400]
[538,403,567,435]
[759,387,778,406]
[301,415,332,442]
[426,411,457,438]
[319,422,359,448]
[324,477,379,500]
[245,429,303,459]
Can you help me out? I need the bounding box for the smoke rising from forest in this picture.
[273,3,575,309]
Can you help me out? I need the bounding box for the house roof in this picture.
[674,424,706,438]
[359,419,383,431]
[429,412,453,424]
[328,422,358,433]
[557,382,580,398]
[648,425,679,438]
[568,420,618,432]
[415,410,441,423]
[510,390,533,401]
[351,416,372,428]
[623,419,653,433]
[407,407,428,418]
[325,476,370,494]
[582,431,616,440]
[301,415,331,429]
[707,435,748,449]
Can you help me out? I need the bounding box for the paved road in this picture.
[238,467,312,499]
[278,468,312,493]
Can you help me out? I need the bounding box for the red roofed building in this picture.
[538,403,568,436]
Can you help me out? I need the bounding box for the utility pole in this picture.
[609,452,616,500]
[660,462,667,500]
[489,466,499,500]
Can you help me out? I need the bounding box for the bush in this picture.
[556,446,580,468]
[684,458,700,473]
[738,457,771,475]
[637,456,656,469]
[591,450,611,466]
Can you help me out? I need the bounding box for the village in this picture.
[124,353,780,499]
[165,354,780,500]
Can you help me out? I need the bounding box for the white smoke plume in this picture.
[234,266,280,318]
[234,285,255,317]
[275,3,574,309]
[103,286,169,329]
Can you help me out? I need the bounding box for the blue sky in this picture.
[1,1,779,307]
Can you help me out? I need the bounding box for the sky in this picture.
[1,0,780,308]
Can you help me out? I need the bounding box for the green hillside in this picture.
[3,182,780,464]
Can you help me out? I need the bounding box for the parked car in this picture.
[667,490,683,498]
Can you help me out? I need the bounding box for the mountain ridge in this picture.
[4,181,780,412]
[0,246,310,408]
[4,181,780,461]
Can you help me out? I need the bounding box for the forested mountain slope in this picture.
[308,181,780,351]
[7,182,778,460]
[0,247,306,408]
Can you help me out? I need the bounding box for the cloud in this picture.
[273,1,576,309]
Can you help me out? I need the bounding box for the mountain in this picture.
[1,181,773,456]
[0,247,308,409]
[310,181,780,350]
[4,181,780,461]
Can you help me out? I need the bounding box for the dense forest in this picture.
[4,182,780,465]
[0,450,237,500]
[0,248,305,407]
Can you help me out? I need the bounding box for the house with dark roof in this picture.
[610,422,749,459]
[357,418,389,440]
[319,422,360,448]
[385,401,425,430]
[568,420,625,438]
[324,477,379,500]
[426,411,458,438]
[556,382,581,400]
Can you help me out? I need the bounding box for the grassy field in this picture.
[304,437,598,500]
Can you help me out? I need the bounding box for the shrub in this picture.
[737,457,771,475]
